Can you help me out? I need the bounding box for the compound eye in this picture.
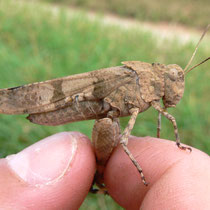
[168,68,178,81]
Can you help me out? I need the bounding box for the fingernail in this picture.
[6,132,78,186]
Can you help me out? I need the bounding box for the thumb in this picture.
[0,132,95,210]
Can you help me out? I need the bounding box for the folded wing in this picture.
[0,66,134,114]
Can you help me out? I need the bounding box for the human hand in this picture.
[0,132,210,210]
[106,136,210,209]
[0,132,95,209]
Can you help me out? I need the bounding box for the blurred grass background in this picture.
[0,0,209,209]
[44,0,210,28]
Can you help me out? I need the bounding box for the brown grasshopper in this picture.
[0,25,209,193]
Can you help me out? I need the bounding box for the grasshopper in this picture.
[0,25,209,193]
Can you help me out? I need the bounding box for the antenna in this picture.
[184,24,210,73]
[185,57,210,74]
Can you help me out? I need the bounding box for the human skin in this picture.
[0,132,210,210]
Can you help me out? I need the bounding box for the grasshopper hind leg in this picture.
[89,174,109,195]
[91,107,149,194]
[91,117,121,194]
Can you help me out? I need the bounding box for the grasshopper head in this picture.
[163,64,185,108]
[162,24,210,108]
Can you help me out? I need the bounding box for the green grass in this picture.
[0,1,210,209]
[44,0,210,28]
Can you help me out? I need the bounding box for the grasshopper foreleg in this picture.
[151,101,192,152]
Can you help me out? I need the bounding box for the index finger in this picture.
[104,136,210,210]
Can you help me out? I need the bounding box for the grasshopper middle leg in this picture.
[120,107,148,186]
